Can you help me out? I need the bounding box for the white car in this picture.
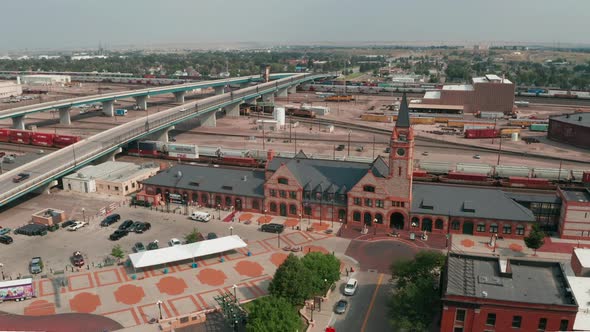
[344,278,358,296]
[168,238,182,246]
[67,221,87,231]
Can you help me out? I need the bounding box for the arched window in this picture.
[353,211,361,222]
[363,185,375,193]
[289,204,297,215]
[338,209,346,221]
[435,219,444,229]
[270,202,277,212]
[215,195,222,206]
[252,200,260,210]
[451,220,460,230]
[192,193,199,203]
[225,196,232,207]
[411,217,420,228]
[201,194,208,204]
[375,213,383,224]
[364,212,372,225]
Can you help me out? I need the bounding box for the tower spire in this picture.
[396,93,410,128]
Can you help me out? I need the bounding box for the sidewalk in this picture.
[451,234,574,260]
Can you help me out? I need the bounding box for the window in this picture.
[304,191,311,199]
[398,167,402,176]
[391,201,405,208]
[289,204,297,215]
[269,189,276,197]
[503,224,512,234]
[477,223,486,232]
[289,191,297,199]
[252,200,260,210]
[376,199,384,208]
[411,217,420,228]
[538,318,547,331]
[225,196,232,206]
[560,320,569,330]
[108,185,111,190]
[354,197,361,206]
[490,223,498,233]
[278,178,289,185]
[279,190,286,198]
[304,206,312,216]
[365,198,373,207]
[451,220,460,230]
[456,309,466,322]
[363,185,375,193]
[486,313,496,326]
[516,225,525,235]
[270,202,277,212]
[353,211,361,222]
[375,213,383,224]
[435,219,444,230]
[125,185,129,191]
[512,315,522,328]
[132,182,136,188]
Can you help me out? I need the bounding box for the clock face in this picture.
[397,148,405,156]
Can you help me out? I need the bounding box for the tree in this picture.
[301,252,341,295]
[111,245,124,262]
[268,254,314,306]
[184,228,201,244]
[524,224,546,255]
[245,296,300,332]
[388,251,446,331]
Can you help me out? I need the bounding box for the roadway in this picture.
[0,73,332,207]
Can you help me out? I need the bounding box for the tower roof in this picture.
[396,93,411,128]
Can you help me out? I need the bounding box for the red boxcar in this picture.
[31,132,56,146]
[8,130,32,144]
[0,128,10,142]
[447,172,489,181]
[583,172,590,184]
[53,135,80,148]
[464,129,500,139]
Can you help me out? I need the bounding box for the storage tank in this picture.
[533,168,570,181]
[511,132,520,141]
[273,107,286,127]
[495,165,531,178]
[456,163,493,175]
[418,161,452,174]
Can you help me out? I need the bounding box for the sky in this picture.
[1,0,589,51]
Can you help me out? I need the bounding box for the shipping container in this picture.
[115,109,128,116]
[411,117,435,125]
[464,129,500,139]
[218,148,249,158]
[479,111,504,119]
[418,161,451,174]
[583,171,590,183]
[530,123,549,132]
[198,146,220,157]
[500,128,521,135]
[31,132,56,146]
[138,140,164,152]
[533,167,570,181]
[503,176,554,189]
[361,114,392,123]
[0,128,10,142]
[53,135,80,148]
[447,172,489,181]
[8,130,32,144]
[165,143,198,155]
[168,152,199,159]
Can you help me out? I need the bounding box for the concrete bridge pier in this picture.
[288,85,297,94]
[96,147,123,163]
[134,95,148,110]
[275,88,288,98]
[102,100,114,117]
[33,180,58,195]
[214,86,225,95]
[224,102,241,117]
[201,111,217,127]
[174,91,186,104]
[59,107,71,125]
[148,125,175,143]
[12,115,26,130]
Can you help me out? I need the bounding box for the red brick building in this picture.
[556,187,590,239]
[548,113,590,150]
[441,253,578,332]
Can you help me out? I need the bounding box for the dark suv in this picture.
[109,229,128,241]
[0,235,13,244]
[100,214,121,227]
[261,223,285,234]
[119,220,134,231]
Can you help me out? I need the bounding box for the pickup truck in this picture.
[12,172,30,183]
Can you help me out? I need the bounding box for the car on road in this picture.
[422,151,429,156]
[72,251,85,267]
[134,242,146,252]
[100,214,121,227]
[30,257,43,274]
[473,154,481,159]
[119,220,134,231]
[335,144,345,151]
[12,172,30,183]
[67,221,87,231]
[0,235,13,244]
[109,230,128,241]
[168,238,182,246]
[344,278,358,296]
[147,240,159,250]
[335,299,348,314]
[133,222,151,234]
[260,223,285,234]
[207,232,218,240]
[61,220,77,228]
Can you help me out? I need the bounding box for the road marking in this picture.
[360,273,384,332]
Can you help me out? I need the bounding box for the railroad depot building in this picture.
[441,253,577,332]
[141,95,550,239]
[548,113,590,150]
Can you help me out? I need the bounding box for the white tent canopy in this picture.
[129,235,247,269]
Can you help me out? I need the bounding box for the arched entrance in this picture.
[364,212,372,226]
[390,212,404,229]
[462,221,474,235]
[235,199,242,211]
[279,203,287,217]
[421,218,433,232]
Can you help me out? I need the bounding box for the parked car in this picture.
[119,220,134,231]
[100,214,121,227]
[344,278,358,296]
[335,299,348,314]
[335,144,345,151]
[133,222,151,234]
[12,172,30,183]
[72,251,85,267]
[109,230,128,241]
[260,223,285,234]
[67,221,87,231]
[207,232,218,240]
[422,151,429,156]
[134,242,146,252]
[147,240,159,250]
[30,257,43,274]
[61,220,77,228]
[168,238,182,246]
[0,235,13,244]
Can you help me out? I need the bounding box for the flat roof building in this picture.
[20,74,71,86]
[557,188,590,239]
[0,80,22,99]
[548,113,590,150]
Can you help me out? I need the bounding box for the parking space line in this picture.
[360,273,383,332]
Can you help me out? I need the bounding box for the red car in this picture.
[12,172,30,183]
[72,251,85,267]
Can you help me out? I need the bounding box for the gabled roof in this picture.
[370,156,390,177]
[396,93,411,128]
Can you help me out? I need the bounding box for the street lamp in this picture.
[374,218,378,235]
[217,204,221,220]
[229,226,233,236]
[232,284,238,303]
[82,208,86,225]
[0,263,4,280]
[278,231,281,248]
[156,300,163,320]
[347,130,352,157]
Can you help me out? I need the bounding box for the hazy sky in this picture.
[1,0,589,51]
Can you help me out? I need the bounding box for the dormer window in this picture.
[363,185,375,193]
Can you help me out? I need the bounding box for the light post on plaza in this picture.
[82,208,86,225]
[232,284,238,303]
[229,226,233,236]
[218,204,221,220]
[373,218,378,235]
[0,263,4,280]
[156,300,163,320]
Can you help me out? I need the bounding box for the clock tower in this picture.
[388,93,414,201]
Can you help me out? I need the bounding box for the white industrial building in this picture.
[63,161,160,196]
[0,80,22,99]
[20,74,71,86]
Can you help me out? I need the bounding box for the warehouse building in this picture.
[420,74,515,114]
[557,188,590,239]
[0,80,22,99]
[63,161,159,196]
[548,113,590,150]
[20,74,71,85]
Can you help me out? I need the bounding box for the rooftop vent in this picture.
[176,171,182,178]
[566,114,570,118]
[222,185,233,191]
[462,200,476,213]
[420,199,434,209]
[579,116,583,121]
[482,291,488,298]
[242,175,248,181]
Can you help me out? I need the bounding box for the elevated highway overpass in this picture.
[0,73,295,129]
[0,73,333,207]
